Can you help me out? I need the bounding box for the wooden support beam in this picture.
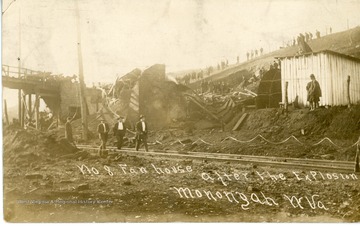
[28,93,32,119]
[18,89,22,126]
[232,113,248,131]
[20,91,25,128]
[30,103,36,120]
[21,93,30,119]
[35,94,40,129]
[37,93,59,98]
[4,99,9,126]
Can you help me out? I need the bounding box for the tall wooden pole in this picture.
[355,143,359,173]
[284,81,289,112]
[347,75,351,108]
[18,2,23,127]
[75,0,88,140]
[18,59,22,127]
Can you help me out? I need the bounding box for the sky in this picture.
[2,0,360,107]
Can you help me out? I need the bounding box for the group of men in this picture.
[97,115,149,157]
[200,80,230,95]
[181,70,205,85]
[65,114,149,156]
[246,48,264,61]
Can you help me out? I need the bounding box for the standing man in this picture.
[135,115,148,152]
[65,110,77,146]
[113,116,126,150]
[305,32,310,42]
[306,74,322,111]
[97,118,110,157]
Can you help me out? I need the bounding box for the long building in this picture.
[277,50,360,107]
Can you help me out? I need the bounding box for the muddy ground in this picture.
[3,106,360,222]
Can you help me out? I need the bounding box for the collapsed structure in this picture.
[103,63,272,132]
[104,64,188,129]
[59,79,102,120]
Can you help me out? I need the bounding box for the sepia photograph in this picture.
[2,0,360,223]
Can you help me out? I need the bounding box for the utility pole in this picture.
[18,3,23,127]
[18,57,22,126]
[75,0,88,140]
[3,0,23,127]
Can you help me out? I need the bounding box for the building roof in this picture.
[275,49,360,63]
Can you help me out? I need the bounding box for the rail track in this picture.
[77,144,357,173]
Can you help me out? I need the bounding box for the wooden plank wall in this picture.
[281,52,360,107]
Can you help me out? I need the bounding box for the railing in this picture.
[2,64,51,79]
[2,64,65,92]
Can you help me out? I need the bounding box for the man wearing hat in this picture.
[135,115,148,152]
[97,118,110,157]
[113,116,127,150]
[65,110,77,146]
[306,74,322,111]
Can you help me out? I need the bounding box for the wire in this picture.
[2,0,16,15]
[188,134,360,152]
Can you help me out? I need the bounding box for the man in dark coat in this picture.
[65,111,77,146]
[113,116,126,150]
[135,115,148,152]
[306,74,322,111]
[97,118,110,157]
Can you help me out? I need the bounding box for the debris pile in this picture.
[138,64,187,128]
[84,64,281,134]
[3,126,79,165]
[97,64,190,129]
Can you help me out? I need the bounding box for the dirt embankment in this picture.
[151,105,360,161]
[5,105,360,164]
[3,126,81,166]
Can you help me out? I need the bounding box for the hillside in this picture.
[175,26,360,89]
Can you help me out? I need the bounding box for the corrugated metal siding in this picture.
[281,52,360,106]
